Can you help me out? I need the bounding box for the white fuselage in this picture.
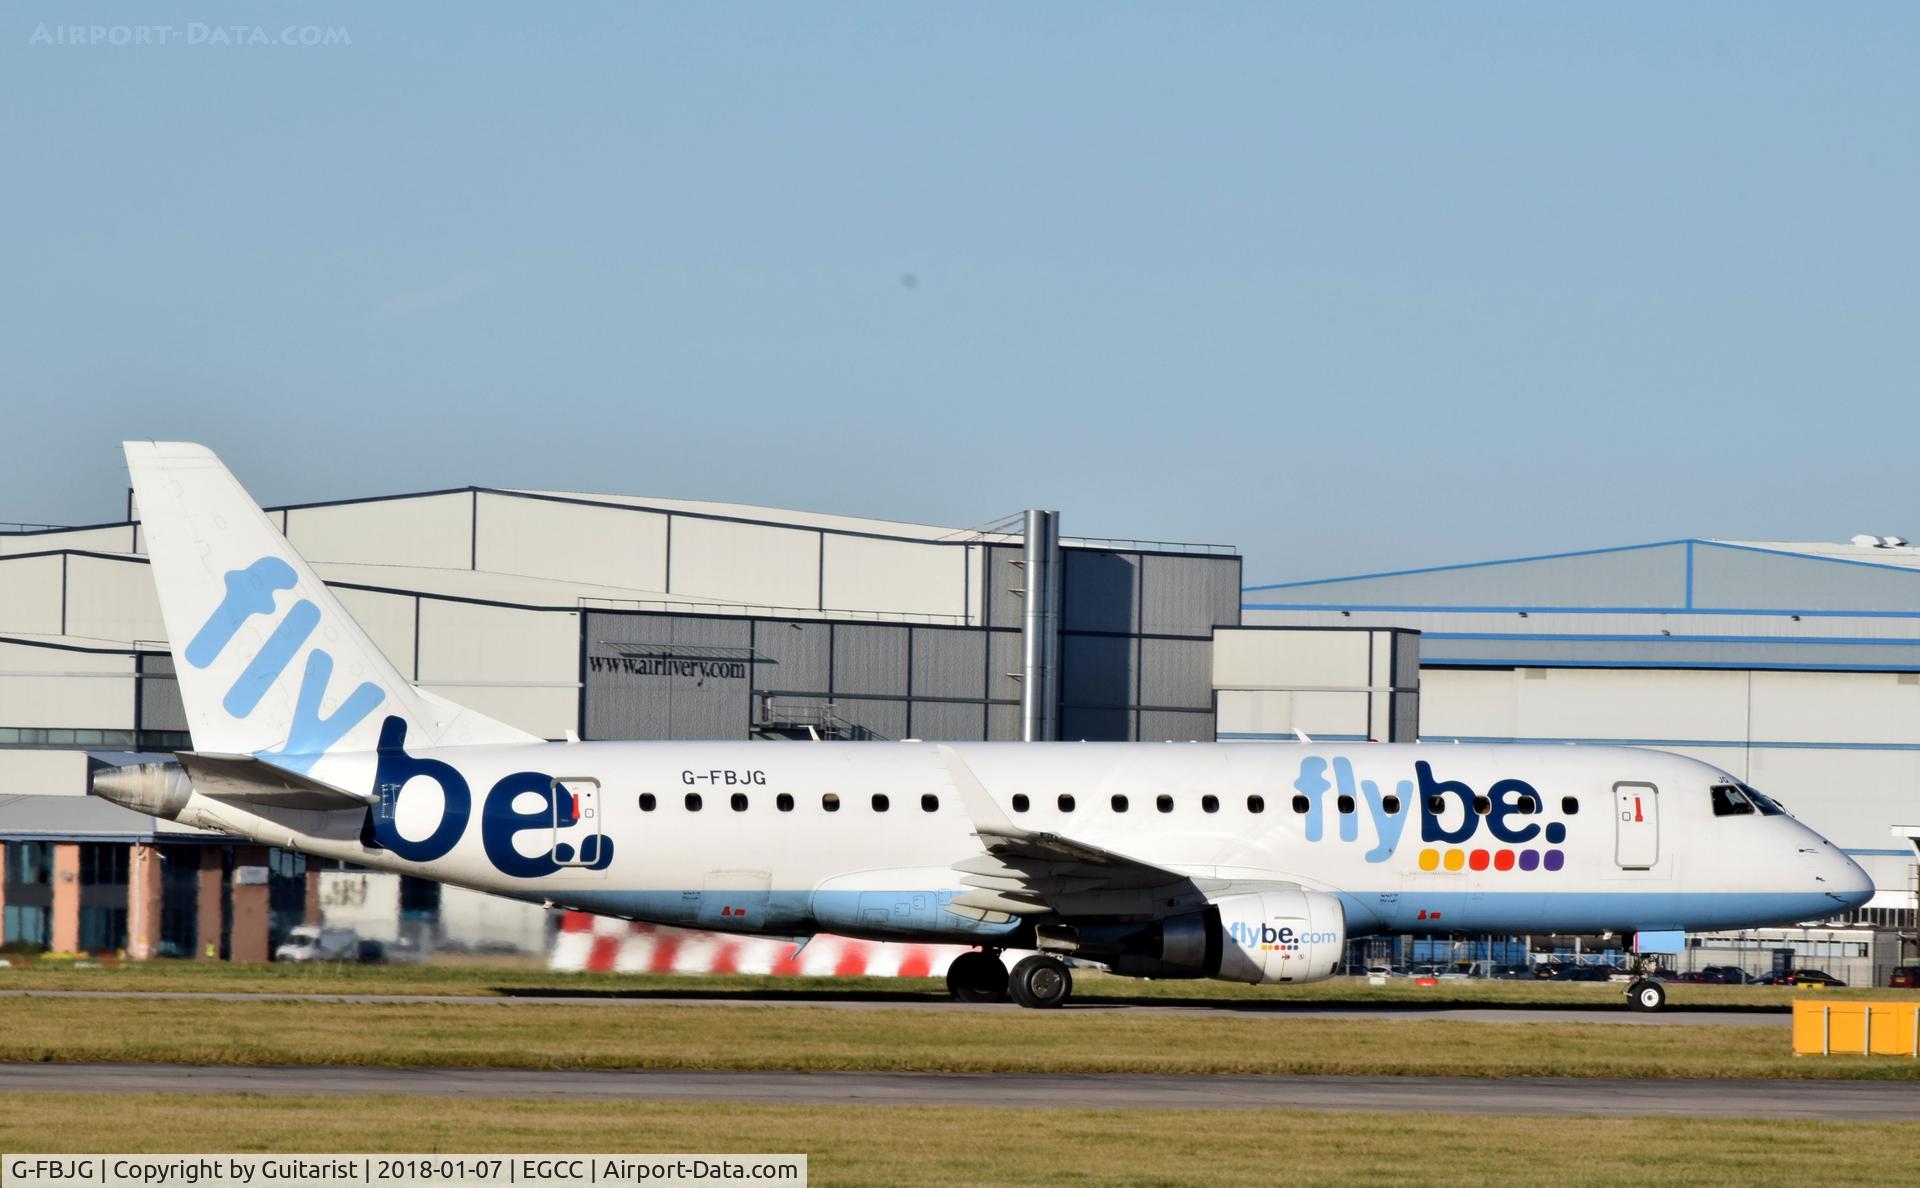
[171,738,1872,945]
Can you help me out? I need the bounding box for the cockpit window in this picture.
[1710,784,1755,817]
[1735,781,1786,816]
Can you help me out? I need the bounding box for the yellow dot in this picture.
[1443,849,1466,871]
[1418,848,1440,871]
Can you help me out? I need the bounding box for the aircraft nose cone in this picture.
[1832,850,1875,911]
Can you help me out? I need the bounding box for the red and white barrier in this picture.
[548,911,986,977]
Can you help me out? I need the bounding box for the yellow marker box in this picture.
[1792,1000,1920,1056]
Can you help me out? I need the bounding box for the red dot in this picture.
[1494,850,1515,871]
[1468,849,1490,871]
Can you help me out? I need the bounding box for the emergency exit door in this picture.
[1613,782,1658,870]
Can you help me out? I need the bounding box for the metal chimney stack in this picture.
[1019,509,1062,741]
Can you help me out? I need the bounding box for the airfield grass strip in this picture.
[1,997,1916,1080]
[0,1092,1915,1187]
[6,961,1911,1007]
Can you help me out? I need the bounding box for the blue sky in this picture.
[3,4,1915,582]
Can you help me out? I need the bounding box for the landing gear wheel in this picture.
[1007,954,1074,1009]
[946,950,1009,1003]
[1627,978,1667,1012]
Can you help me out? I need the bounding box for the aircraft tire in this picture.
[947,951,1009,1003]
[1007,954,1073,1009]
[1627,978,1667,1012]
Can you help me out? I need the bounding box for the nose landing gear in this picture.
[1627,978,1667,1011]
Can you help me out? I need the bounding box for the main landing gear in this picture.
[1007,954,1073,1009]
[945,950,1076,1008]
[946,949,1010,1003]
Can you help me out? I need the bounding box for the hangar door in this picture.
[1613,782,1658,870]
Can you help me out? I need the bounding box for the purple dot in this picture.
[1544,849,1564,872]
[1518,850,1540,871]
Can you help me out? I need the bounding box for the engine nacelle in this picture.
[1105,888,1347,985]
[1211,889,1346,984]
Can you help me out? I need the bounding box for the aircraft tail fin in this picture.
[125,441,540,771]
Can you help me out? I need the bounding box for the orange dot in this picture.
[1418,849,1440,871]
[1443,849,1466,871]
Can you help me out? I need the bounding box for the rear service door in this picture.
[552,777,606,868]
[1613,781,1658,870]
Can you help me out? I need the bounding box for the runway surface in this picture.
[0,989,1788,1026]
[0,1062,1910,1119]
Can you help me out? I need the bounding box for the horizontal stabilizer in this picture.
[177,751,374,812]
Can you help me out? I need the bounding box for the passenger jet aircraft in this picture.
[92,443,1873,1010]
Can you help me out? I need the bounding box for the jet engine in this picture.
[1107,888,1346,984]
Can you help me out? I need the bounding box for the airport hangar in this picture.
[1247,538,1920,979]
[0,483,1411,961]
[3,477,1912,980]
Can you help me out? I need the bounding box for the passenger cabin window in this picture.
[684,793,703,811]
[1012,794,1030,813]
[1382,795,1401,815]
[1058,794,1076,812]
[872,794,890,812]
[822,793,841,812]
[1561,796,1579,815]
[1336,794,1356,815]
[776,793,794,812]
[921,794,939,812]
[1111,794,1129,812]
[1472,796,1491,816]
[1201,795,1219,814]
[1247,795,1265,813]
[1427,795,1447,814]
[639,793,656,812]
[1710,784,1756,817]
[1157,795,1174,813]
[1292,795,1310,814]
[1516,795,1538,814]
[731,793,749,812]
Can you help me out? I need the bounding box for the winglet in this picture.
[936,744,1023,841]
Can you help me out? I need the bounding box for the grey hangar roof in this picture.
[1243,539,1920,672]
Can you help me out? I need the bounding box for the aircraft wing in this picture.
[937,745,1195,920]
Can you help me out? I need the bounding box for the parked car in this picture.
[1755,968,1847,987]
[1888,966,1920,989]
[1489,964,1536,980]
[273,926,361,963]
[1785,969,1846,987]
[1675,965,1757,985]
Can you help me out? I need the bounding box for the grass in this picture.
[0,1093,1915,1186]
[4,959,1913,1008]
[2,995,1917,1079]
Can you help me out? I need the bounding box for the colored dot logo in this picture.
[1417,846,1564,873]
